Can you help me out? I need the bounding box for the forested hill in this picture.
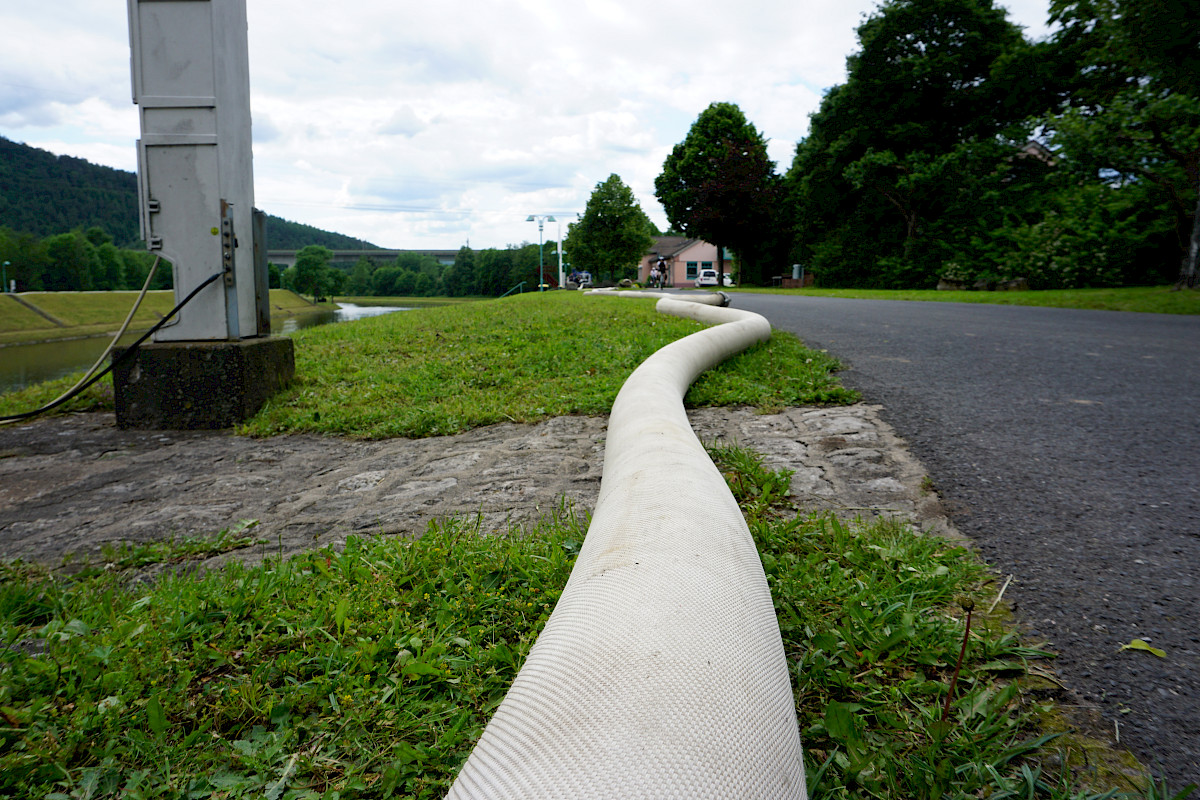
[0,136,375,250]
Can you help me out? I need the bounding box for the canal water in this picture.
[0,302,410,396]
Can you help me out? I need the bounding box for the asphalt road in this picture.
[733,293,1200,788]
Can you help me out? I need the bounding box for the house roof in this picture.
[645,236,702,259]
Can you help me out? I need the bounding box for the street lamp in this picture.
[2,261,8,293]
[526,214,555,291]
[556,218,564,288]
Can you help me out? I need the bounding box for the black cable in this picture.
[1,271,225,423]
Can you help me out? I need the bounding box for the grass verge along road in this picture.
[731,285,1200,315]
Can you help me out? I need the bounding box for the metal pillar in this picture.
[120,0,291,429]
[127,0,268,341]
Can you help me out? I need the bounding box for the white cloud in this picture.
[1,0,1052,249]
[379,106,427,138]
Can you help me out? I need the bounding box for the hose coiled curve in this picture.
[447,293,806,799]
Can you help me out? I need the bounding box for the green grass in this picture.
[0,296,58,334]
[14,291,180,328]
[0,505,587,799]
[268,290,326,313]
[239,291,855,438]
[1,450,1187,799]
[731,285,1200,314]
[62,520,267,574]
[4,290,853,425]
[0,370,116,419]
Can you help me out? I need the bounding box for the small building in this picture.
[640,237,722,287]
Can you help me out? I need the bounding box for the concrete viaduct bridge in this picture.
[266,249,459,269]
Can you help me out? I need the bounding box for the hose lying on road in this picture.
[448,292,806,798]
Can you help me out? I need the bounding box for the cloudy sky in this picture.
[1,0,1053,250]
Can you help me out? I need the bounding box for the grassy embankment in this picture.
[0,289,331,347]
[0,291,855,430]
[0,291,1184,798]
[730,285,1200,315]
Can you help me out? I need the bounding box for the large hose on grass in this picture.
[447,293,806,798]
[585,287,731,306]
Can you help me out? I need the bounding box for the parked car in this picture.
[694,269,733,288]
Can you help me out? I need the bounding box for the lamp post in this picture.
[526,214,555,291]
[556,218,564,288]
[2,261,9,293]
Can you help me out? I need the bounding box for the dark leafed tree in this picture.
[473,248,513,297]
[1047,0,1200,287]
[564,174,654,284]
[442,246,476,297]
[655,103,778,285]
[1115,0,1199,287]
[786,0,1029,288]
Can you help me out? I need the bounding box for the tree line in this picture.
[276,242,574,301]
[0,229,580,301]
[638,0,1198,290]
[0,226,169,292]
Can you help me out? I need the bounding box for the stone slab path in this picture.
[0,404,955,570]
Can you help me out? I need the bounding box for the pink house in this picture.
[639,237,721,287]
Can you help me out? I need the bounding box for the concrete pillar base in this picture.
[113,336,295,430]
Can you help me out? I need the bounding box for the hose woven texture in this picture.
[447,293,807,799]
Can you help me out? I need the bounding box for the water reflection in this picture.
[278,302,411,333]
[0,302,411,395]
[0,334,143,397]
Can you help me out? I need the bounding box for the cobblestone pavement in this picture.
[0,404,957,570]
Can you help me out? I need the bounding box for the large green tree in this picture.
[786,0,1033,288]
[442,246,476,297]
[564,174,654,284]
[655,103,777,285]
[42,232,98,292]
[292,245,335,301]
[346,256,375,296]
[0,228,48,291]
[1044,0,1200,286]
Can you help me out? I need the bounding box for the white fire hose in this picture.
[447,291,806,798]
